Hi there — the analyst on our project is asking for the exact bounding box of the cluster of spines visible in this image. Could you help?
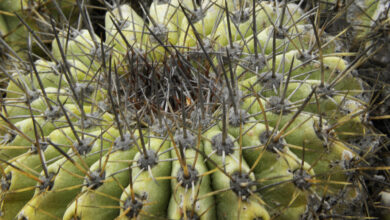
[0,0,388,220]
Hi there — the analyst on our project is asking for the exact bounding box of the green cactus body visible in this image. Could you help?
[243,24,340,55]
[213,2,304,46]
[346,0,382,44]
[17,127,120,220]
[0,117,56,160]
[0,1,48,58]
[0,14,8,37]
[168,129,216,220]
[0,0,81,57]
[226,120,314,208]
[4,60,62,99]
[118,136,171,219]
[241,96,356,180]
[202,125,270,220]
[235,52,360,89]
[271,51,362,91]
[51,30,103,71]
[104,6,149,75]
[0,125,100,220]
[3,59,97,101]
[177,0,224,48]
[146,0,185,61]
[0,3,31,58]
[105,4,145,51]
[0,87,69,127]
[239,76,366,137]
[62,131,141,220]
[0,103,113,171]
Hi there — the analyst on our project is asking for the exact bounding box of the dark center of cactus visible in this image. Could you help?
[126,48,148,71]
[74,137,93,155]
[123,194,145,218]
[106,87,133,113]
[44,106,62,121]
[177,165,199,188]
[85,170,105,190]
[174,128,197,150]
[228,107,249,127]
[292,169,312,190]
[150,24,169,44]
[211,133,234,156]
[180,210,200,220]
[1,173,11,191]
[38,172,55,192]
[30,139,49,154]
[230,172,256,201]
[267,96,291,114]
[137,150,158,169]
[114,133,134,151]
[259,131,285,153]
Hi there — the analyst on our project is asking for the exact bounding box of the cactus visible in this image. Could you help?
[0,0,389,220]
[0,0,82,57]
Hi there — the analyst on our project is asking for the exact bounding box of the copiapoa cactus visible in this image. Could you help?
[0,0,389,219]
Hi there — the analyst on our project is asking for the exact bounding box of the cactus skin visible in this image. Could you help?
[168,140,216,220]
[202,125,270,220]
[62,130,141,220]
[0,0,387,220]
[118,137,171,220]
[0,0,80,58]
[17,127,120,220]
